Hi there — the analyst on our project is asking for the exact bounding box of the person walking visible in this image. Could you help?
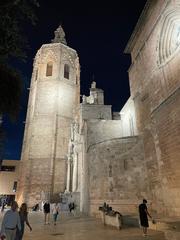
[43,201,50,225]
[68,202,75,216]
[139,199,152,237]
[15,203,32,240]
[1,201,5,213]
[52,203,60,225]
[0,201,21,240]
[0,196,6,213]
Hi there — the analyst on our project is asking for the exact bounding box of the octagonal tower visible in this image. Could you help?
[17,26,80,206]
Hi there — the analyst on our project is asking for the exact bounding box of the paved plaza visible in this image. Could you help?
[0,211,166,240]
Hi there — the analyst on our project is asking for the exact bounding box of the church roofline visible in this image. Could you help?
[124,0,151,54]
[41,42,78,54]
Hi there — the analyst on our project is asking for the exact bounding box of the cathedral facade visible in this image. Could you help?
[124,0,180,217]
[17,0,180,218]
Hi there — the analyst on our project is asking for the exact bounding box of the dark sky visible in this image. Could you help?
[3,0,147,160]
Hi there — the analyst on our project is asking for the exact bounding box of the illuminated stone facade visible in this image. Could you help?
[17,0,180,218]
[17,26,80,206]
[125,0,180,217]
[67,85,139,215]
[68,0,180,217]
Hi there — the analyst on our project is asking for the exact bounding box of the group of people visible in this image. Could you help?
[43,199,154,237]
[0,198,152,239]
[44,199,152,237]
[43,200,75,225]
[0,201,32,240]
[43,202,60,225]
[0,200,62,240]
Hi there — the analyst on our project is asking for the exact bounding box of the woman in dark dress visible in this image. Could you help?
[15,203,32,240]
[139,199,152,237]
[43,202,50,224]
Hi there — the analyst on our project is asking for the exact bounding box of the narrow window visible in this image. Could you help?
[35,69,38,81]
[124,159,128,170]
[13,181,18,192]
[46,62,53,76]
[108,164,112,177]
[64,64,69,79]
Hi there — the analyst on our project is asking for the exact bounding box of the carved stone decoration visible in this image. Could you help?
[82,95,87,104]
[41,49,58,63]
[159,8,180,65]
[62,53,75,68]
[51,25,67,45]
[91,81,96,89]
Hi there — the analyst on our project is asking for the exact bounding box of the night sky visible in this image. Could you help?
[2,0,147,160]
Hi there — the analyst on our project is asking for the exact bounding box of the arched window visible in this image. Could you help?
[64,64,69,79]
[46,62,53,76]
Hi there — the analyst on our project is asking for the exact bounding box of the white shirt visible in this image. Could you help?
[52,204,60,215]
[1,209,21,235]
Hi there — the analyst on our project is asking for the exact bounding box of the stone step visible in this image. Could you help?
[122,215,180,240]
[164,230,180,240]
[122,215,139,227]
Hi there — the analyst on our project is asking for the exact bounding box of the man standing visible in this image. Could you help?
[0,201,21,240]
[139,199,152,237]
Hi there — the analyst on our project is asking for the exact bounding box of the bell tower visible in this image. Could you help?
[17,26,80,205]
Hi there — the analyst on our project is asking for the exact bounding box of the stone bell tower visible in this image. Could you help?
[17,26,80,206]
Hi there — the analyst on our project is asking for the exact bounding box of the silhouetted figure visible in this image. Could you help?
[32,203,39,211]
[1,202,5,213]
[1,196,6,212]
[43,202,50,224]
[68,202,75,214]
[139,199,152,237]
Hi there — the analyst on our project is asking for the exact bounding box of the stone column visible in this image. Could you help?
[66,156,71,192]
[72,153,78,192]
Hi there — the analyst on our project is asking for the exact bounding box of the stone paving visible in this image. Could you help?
[0,211,166,240]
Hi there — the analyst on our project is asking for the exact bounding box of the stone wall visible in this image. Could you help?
[80,104,112,120]
[125,0,180,216]
[78,117,147,216]
[86,120,123,148]
[120,97,137,136]
[77,88,141,215]
[151,89,180,216]
[87,137,147,217]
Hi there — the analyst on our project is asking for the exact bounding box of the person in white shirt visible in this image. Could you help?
[0,201,21,240]
[52,203,60,225]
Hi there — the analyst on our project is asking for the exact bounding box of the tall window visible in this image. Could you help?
[46,62,53,76]
[35,69,38,81]
[76,75,78,84]
[13,181,18,192]
[64,64,69,79]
